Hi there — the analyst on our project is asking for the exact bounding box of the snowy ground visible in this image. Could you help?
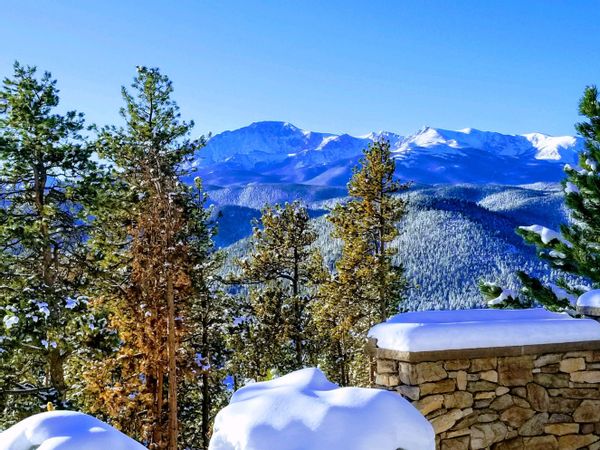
[0,410,147,450]
[209,367,434,450]
[369,308,600,352]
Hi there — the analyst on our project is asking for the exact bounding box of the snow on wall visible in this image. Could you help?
[578,289,600,308]
[369,308,600,352]
[0,410,146,450]
[209,367,435,450]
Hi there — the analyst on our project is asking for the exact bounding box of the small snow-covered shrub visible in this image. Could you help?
[0,410,146,450]
[209,367,434,450]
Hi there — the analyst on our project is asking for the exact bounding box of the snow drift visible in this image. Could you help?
[208,367,435,450]
[0,410,146,450]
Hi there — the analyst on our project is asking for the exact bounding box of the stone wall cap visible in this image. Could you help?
[368,308,600,354]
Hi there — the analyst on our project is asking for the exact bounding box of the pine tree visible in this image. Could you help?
[178,178,233,450]
[83,67,204,449]
[227,201,325,381]
[314,140,409,386]
[481,86,600,311]
[0,62,107,424]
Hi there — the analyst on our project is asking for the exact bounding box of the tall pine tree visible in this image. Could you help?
[0,62,105,424]
[83,67,206,449]
[228,201,325,381]
[314,140,409,386]
[481,86,600,311]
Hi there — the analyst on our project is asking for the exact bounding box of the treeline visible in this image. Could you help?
[0,63,409,449]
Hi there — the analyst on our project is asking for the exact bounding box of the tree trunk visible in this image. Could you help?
[292,247,303,368]
[48,349,66,403]
[201,371,210,450]
[166,272,178,450]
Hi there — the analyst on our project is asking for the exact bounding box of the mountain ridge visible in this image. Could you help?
[193,121,583,187]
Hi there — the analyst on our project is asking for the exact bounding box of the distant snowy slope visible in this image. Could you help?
[193,122,583,186]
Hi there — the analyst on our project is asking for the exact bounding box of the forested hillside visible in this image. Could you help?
[218,183,568,310]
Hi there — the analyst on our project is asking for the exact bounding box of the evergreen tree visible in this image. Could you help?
[481,86,600,311]
[228,201,325,381]
[178,178,232,450]
[83,67,205,449]
[0,62,106,424]
[314,140,409,386]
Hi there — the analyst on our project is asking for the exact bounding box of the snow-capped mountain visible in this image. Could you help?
[192,121,583,186]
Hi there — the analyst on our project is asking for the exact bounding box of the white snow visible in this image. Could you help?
[0,410,146,450]
[3,315,19,329]
[209,367,434,450]
[578,289,600,308]
[549,284,577,305]
[487,288,517,306]
[565,181,580,194]
[368,308,600,352]
[518,224,573,248]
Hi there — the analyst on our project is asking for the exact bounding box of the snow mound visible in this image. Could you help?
[208,367,434,450]
[369,308,600,352]
[0,410,146,450]
[578,289,600,308]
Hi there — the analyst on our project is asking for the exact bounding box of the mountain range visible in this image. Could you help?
[192,121,583,187]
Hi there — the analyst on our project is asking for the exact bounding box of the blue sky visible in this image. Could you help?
[2,1,599,138]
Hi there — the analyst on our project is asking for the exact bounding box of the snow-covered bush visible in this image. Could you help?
[209,367,435,450]
[0,410,146,450]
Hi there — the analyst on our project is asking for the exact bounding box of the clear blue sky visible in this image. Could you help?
[2,0,599,138]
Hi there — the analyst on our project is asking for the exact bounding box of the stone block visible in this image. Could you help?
[444,359,470,371]
[477,412,499,423]
[548,387,600,399]
[533,373,569,388]
[420,378,456,396]
[415,361,447,383]
[510,387,526,398]
[496,386,510,396]
[548,397,580,414]
[374,374,389,385]
[415,394,444,415]
[544,422,580,436]
[480,370,498,383]
[468,380,497,392]
[396,384,420,401]
[431,408,464,434]
[494,437,524,450]
[557,433,599,449]
[397,362,418,385]
[518,412,549,436]
[581,423,595,434]
[522,435,559,450]
[440,436,469,450]
[489,394,514,411]
[456,370,467,391]
[573,399,600,422]
[470,421,507,449]
[534,353,562,367]
[443,391,473,409]
[526,383,549,412]
[570,370,600,383]
[500,406,535,428]
[548,413,573,423]
[559,357,586,373]
[474,391,495,400]
[471,357,497,372]
[498,356,534,386]
[376,359,396,374]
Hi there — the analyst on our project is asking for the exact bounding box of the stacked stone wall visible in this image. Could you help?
[373,344,600,449]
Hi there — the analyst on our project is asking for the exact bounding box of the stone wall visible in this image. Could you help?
[371,341,600,449]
